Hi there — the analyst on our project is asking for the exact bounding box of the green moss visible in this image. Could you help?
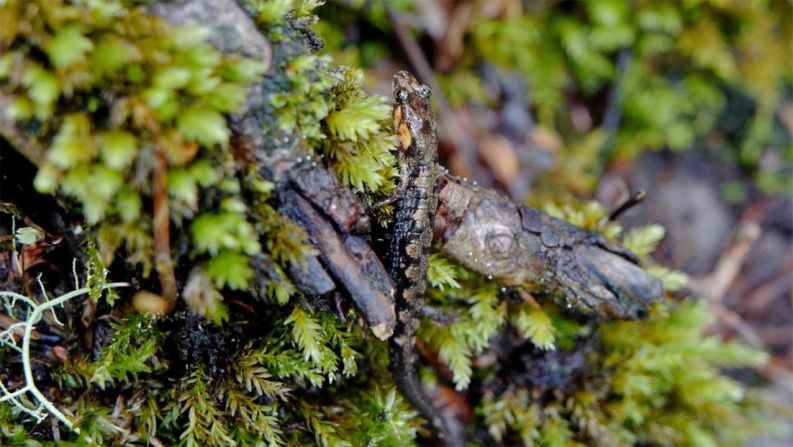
[476,302,768,447]
[0,0,272,301]
[322,68,396,194]
[90,315,162,389]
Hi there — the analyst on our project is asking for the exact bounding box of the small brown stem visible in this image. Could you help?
[711,303,765,350]
[0,92,46,168]
[519,290,543,309]
[689,221,770,361]
[609,189,646,221]
[152,147,177,310]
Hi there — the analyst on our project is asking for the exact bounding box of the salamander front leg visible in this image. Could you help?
[374,161,411,208]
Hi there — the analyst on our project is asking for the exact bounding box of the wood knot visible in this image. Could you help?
[486,232,514,259]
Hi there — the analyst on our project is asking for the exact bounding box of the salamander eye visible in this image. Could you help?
[395,88,409,104]
[417,84,431,99]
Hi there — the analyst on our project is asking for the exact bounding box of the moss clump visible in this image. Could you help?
[478,302,767,447]
[0,0,271,311]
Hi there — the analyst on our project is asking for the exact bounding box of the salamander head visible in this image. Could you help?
[392,71,434,151]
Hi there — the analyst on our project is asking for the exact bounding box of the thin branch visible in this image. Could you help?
[686,222,780,379]
[278,188,396,339]
[434,175,662,319]
[711,303,765,350]
[609,189,646,221]
[688,221,761,303]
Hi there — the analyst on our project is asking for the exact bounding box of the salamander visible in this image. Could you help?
[382,71,453,445]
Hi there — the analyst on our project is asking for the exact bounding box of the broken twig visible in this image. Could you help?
[434,175,663,319]
[278,188,395,339]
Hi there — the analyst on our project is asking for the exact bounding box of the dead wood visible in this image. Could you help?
[434,175,663,319]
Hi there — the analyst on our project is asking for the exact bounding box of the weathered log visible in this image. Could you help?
[434,175,663,319]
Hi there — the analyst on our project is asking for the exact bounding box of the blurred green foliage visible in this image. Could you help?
[319,0,793,194]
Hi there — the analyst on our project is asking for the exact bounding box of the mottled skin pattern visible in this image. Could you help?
[384,72,451,444]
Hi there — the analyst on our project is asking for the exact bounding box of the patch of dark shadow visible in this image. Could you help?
[160,310,245,377]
